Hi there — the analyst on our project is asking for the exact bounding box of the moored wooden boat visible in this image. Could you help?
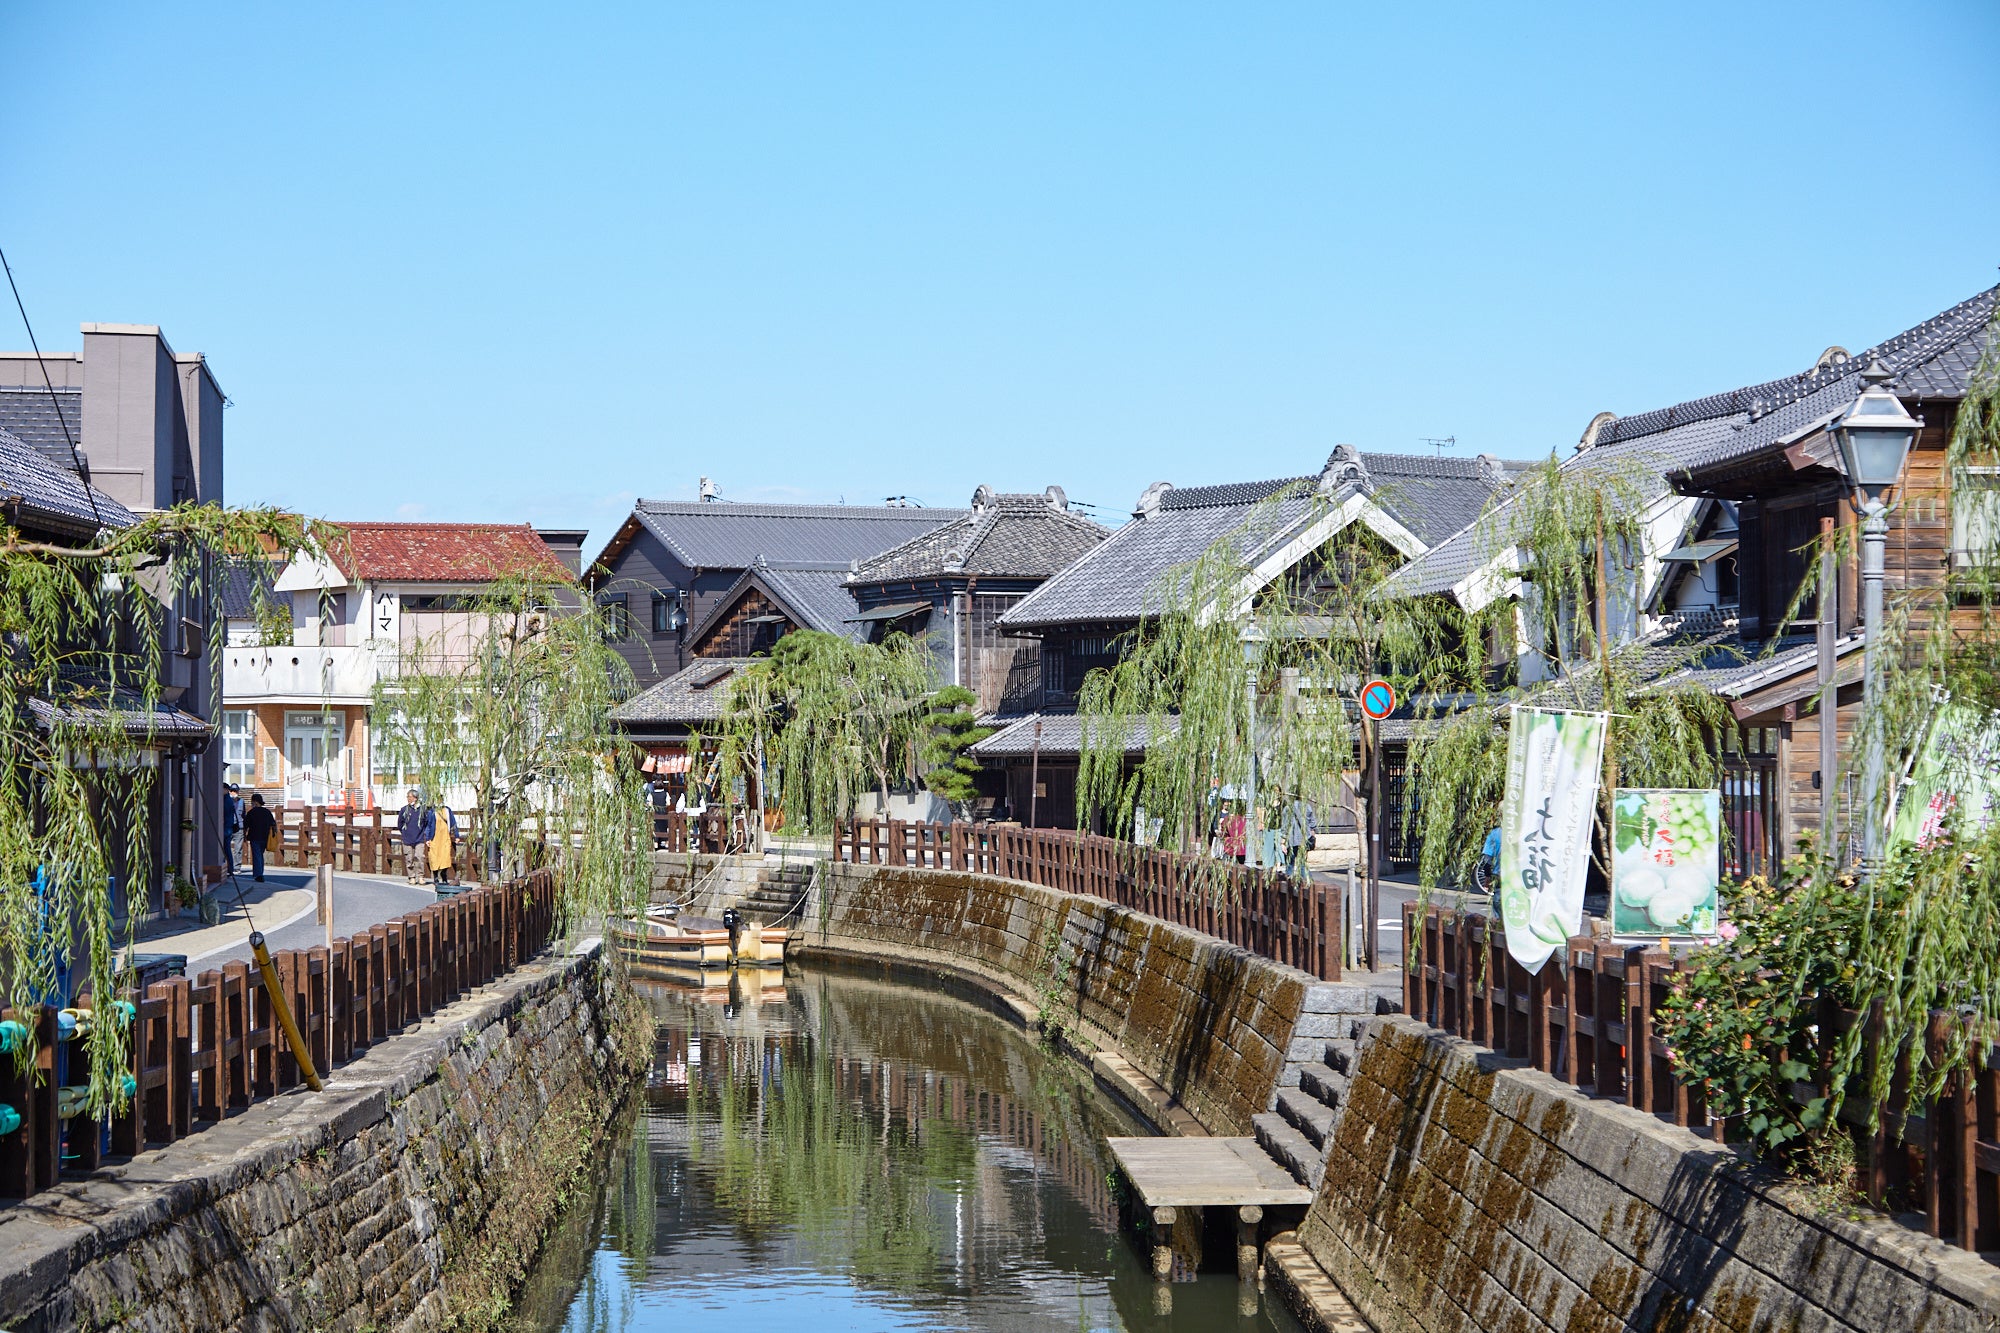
[612,917,731,970]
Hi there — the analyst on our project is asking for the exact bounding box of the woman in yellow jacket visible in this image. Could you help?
[428,803,458,888]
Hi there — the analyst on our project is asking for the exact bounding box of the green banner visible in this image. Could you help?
[1886,702,2000,853]
[1611,789,1720,939]
[1499,707,1607,974]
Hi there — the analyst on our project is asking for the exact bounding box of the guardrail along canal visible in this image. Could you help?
[512,969,1306,1331]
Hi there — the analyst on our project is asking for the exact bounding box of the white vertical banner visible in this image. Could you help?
[1498,706,1607,974]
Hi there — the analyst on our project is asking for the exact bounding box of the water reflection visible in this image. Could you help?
[518,968,1302,1332]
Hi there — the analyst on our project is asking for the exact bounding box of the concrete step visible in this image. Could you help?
[1275,1087,1337,1150]
[1253,1112,1323,1188]
[1296,1061,1346,1113]
[1321,1037,1357,1073]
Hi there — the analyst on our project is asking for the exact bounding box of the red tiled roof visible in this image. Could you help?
[329,522,572,584]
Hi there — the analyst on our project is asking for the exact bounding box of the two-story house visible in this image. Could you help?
[978,448,1531,827]
[588,496,968,691]
[222,521,575,810]
[1,322,228,915]
[1382,283,1999,877]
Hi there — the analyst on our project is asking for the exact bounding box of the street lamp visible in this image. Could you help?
[1241,626,1267,868]
[1828,358,1922,866]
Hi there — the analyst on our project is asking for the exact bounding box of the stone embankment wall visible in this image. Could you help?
[1291,1015,2000,1333]
[797,860,1377,1136]
[0,940,648,1333]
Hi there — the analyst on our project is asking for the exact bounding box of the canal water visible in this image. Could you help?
[510,967,1306,1332]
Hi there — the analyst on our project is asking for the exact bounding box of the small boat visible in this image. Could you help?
[612,916,731,971]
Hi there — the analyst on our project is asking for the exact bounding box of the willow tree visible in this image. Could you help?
[1074,485,1474,889]
[1402,456,1736,889]
[706,630,935,836]
[1658,319,2000,1161]
[2,503,320,1110]
[370,576,650,931]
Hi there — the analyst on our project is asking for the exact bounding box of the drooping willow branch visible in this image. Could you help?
[1,503,327,1113]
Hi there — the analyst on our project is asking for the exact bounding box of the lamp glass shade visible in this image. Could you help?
[1837,426,1914,491]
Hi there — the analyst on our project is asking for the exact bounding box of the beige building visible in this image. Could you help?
[221,521,579,810]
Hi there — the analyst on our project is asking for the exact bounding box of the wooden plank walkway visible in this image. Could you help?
[1107,1136,1312,1208]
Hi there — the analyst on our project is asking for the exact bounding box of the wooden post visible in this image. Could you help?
[1235,1204,1263,1283]
[1818,516,1839,852]
[1151,1206,1176,1281]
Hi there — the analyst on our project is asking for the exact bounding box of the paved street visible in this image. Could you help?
[183,870,444,972]
[1313,869,1489,969]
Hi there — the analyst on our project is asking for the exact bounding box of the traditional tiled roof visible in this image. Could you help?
[849,487,1107,585]
[0,385,85,470]
[686,561,867,646]
[29,685,212,742]
[328,522,572,584]
[218,558,281,618]
[631,500,967,573]
[998,449,1527,630]
[1387,285,2000,602]
[969,712,1173,758]
[0,425,134,533]
[610,657,756,726]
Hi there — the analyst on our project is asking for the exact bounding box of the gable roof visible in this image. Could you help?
[997,448,1528,631]
[325,522,573,585]
[849,487,1108,585]
[0,425,135,535]
[1383,283,2000,604]
[609,657,757,727]
[0,385,85,470]
[686,561,866,649]
[619,499,969,574]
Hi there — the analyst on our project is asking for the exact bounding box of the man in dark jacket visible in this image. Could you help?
[222,783,244,873]
[242,794,278,883]
[397,789,432,884]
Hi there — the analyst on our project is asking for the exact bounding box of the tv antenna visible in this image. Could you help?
[1420,436,1457,455]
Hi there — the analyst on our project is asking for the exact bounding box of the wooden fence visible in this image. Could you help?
[651,808,750,855]
[834,820,1341,981]
[1402,901,2000,1257]
[0,869,561,1205]
[259,807,489,882]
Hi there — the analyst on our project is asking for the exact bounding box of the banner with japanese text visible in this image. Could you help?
[1611,789,1720,939]
[1887,702,2000,854]
[1498,707,1606,974]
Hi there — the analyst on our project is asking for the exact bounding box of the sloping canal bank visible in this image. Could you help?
[0,938,649,1333]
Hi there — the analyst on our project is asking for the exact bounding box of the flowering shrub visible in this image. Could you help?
[1654,862,1873,1158]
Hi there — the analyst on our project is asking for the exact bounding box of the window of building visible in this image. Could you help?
[599,594,631,641]
[1954,468,2000,567]
[652,593,684,636]
[223,711,256,783]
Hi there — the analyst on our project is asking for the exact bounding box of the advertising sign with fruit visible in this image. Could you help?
[1498,707,1606,973]
[1611,788,1720,939]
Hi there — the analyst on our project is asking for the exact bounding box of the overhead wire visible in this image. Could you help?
[0,245,104,530]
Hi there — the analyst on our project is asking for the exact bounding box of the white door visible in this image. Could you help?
[283,712,342,805]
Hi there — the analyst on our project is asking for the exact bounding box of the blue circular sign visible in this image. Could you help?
[1360,679,1397,721]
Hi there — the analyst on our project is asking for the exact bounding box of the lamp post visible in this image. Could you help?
[1241,626,1267,868]
[1828,358,1922,868]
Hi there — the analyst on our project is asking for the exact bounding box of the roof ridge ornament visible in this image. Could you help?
[1133,480,1173,519]
[1577,411,1619,452]
[1316,444,1370,494]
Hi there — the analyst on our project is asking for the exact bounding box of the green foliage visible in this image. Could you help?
[1654,868,1860,1155]
[1,503,321,1112]
[920,685,990,812]
[370,574,651,934]
[1075,489,1470,889]
[708,630,934,834]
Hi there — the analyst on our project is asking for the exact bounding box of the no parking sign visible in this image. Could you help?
[1360,679,1397,721]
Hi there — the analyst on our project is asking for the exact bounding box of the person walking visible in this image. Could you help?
[242,794,277,884]
[429,802,458,889]
[222,783,244,874]
[397,789,432,885]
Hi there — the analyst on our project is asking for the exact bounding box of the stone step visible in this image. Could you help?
[1296,1061,1346,1112]
[1321,1037,1358,1073]
[1253,1112,1323,1188]
[1275,1087,1337,1150]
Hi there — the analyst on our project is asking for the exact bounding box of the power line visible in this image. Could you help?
[0,246,103,530]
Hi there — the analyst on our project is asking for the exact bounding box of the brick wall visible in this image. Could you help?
[0,941,648,1333]
[1298,1016,2000,1333]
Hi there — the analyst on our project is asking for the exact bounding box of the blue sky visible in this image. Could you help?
[4,4,1997,549]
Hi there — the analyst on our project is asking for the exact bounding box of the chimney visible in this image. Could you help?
[532,527,589,578]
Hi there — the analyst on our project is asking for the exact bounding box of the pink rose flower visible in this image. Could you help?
[1717,921,1739,941]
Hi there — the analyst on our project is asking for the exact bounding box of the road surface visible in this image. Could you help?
[189,870,444,971]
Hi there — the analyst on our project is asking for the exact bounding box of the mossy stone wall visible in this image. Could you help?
[1299,1016,2000,1333]
[0,941,648,1333]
